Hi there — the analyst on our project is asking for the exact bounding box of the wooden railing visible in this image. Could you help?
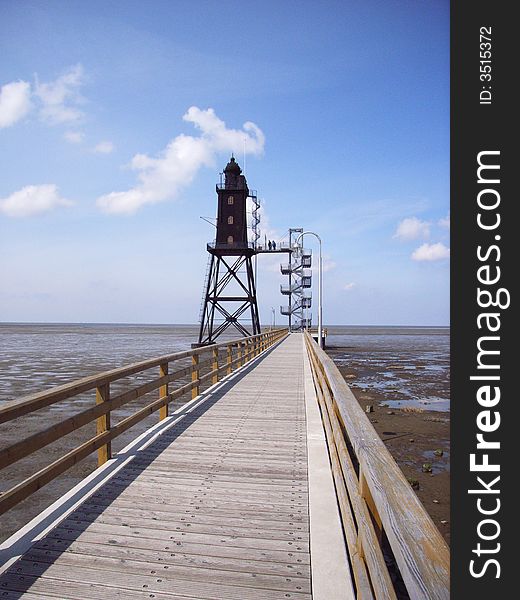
[0,329,287,517]
[304,331,450,600]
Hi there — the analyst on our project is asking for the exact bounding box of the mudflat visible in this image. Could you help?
[327,345,450,545]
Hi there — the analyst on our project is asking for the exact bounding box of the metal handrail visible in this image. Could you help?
[207,241,256,250]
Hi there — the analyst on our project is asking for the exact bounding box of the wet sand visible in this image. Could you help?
[327,346,450,546]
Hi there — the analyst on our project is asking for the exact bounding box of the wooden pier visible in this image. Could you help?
[0,331,449,599]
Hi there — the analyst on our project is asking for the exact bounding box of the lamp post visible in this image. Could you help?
[271,307,276,330]
[295,231,323,348]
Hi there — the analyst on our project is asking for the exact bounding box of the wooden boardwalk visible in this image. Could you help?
[0,335,349,599]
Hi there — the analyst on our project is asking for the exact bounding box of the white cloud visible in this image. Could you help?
[394,217,430,241]
[0,80,32,128]
[97,107,265,215]
[343,282,356,291]
[35,64,85,124]
[63,130,84,144]
[0,184,73,218]
[94,140,115,154]
[438,213,450,229]
[411,242,450,262]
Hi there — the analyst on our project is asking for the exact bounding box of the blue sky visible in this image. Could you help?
[0,0,449,325]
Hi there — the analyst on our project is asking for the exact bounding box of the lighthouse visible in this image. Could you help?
[196,157,261,344]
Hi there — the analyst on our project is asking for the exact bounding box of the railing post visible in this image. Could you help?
[237,342,242,368]
[96,383,111,466]
[192,354,199,399]
[159,362,169,420]
[212,347,219,384]
[227,344,232,375]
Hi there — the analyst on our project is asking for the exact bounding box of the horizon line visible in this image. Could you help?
[0,321,450,328]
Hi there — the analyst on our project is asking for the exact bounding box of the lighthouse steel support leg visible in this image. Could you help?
[197,253,261,345]
[198,254,215,344]
[245,255,261,335]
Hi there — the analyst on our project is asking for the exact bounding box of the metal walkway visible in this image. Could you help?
[0,335,350,599]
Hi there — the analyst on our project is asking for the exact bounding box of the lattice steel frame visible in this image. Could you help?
[198,253,261,344]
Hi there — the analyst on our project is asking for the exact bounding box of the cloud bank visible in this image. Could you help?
[0,184,73,217]
[96,107,265,215]
[0,81,32,128]
[411,242,450,262]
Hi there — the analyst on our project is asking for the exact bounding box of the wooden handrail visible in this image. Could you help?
[0,329,288,516]
[304,331,450,600]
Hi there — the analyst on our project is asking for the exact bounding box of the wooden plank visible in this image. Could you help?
[0,573,194,600]
[82,497,308,524]
[124,452,306,472]
[110,468,308,489]
[108,476,308,497]
[53,520,310,553]
[65,512,307,543]
[43,529,311,565]
[12,560,311,600]
[110,473,308,494]
[32,538,311,578]
[102,481,307,506]
[67,504,309,532]
[23,548,311,594]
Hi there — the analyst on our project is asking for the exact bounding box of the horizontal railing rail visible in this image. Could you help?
[304,331,449,600]
[0,329,288,516]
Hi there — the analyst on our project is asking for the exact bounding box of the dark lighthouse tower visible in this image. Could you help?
[197,156,261,344]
